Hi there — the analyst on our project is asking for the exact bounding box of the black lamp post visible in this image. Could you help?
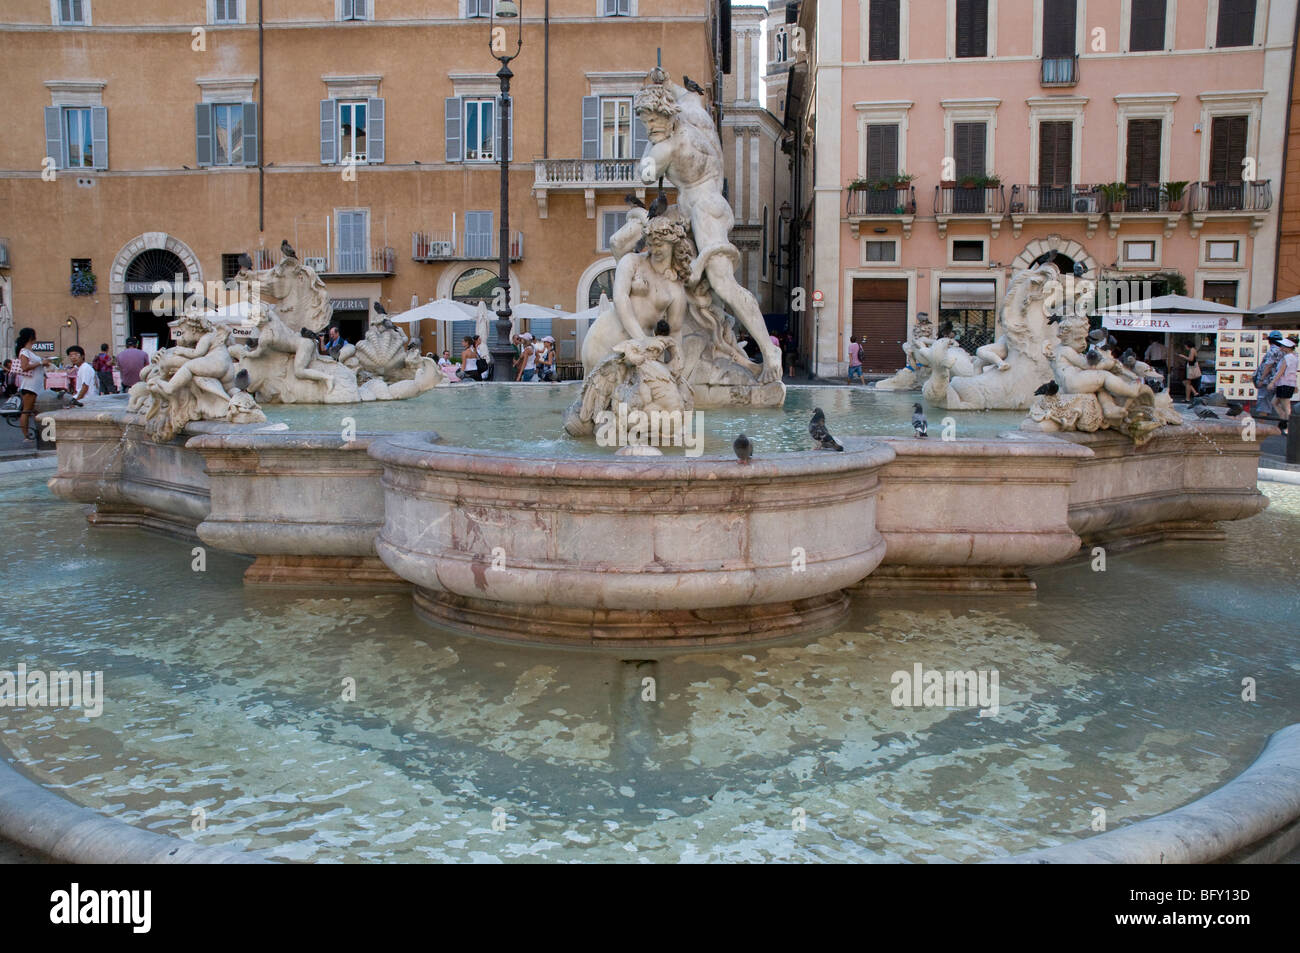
[486,0,522,379]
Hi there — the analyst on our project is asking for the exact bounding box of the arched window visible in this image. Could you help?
[587,268,616,308]
[125,249,189,285]
[452,266,501,303]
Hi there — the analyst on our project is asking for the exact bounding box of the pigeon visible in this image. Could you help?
[625,194,647,209]
[1226,402,1245,418]
[683,75,705,96]
[1034,380,1059,396]
[378,318,397,333]
[1195,408,1218,419]
[374,301,388,316]
[733,433,752,465]
[654,319,671,337]
[232,369,250,392]
[406,339,421,351]
[237,252,254,272]
[912,403,928,438]
[1147,378,1165,394]
[809,407,843,451]
[1073,260,1086,279]
[300,327,318,341]
[1188,395,1204,408]
[280,239,297,260]
[648,191,669,218]
[1085,347,1102,366]
[1046,313,1064,325]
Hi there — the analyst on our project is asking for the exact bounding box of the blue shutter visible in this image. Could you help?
[445,97,462,161]
[44,106,64,169]
[195,103,213,166]
[366,97,384,163]
[466,211,492,258]
[632,110,648,158]
[582,96,599,159]
[91,106,108,170]
[494,97,513,162]
[320,99,336,164]
[617,0,631,15]
[242,102,259,166]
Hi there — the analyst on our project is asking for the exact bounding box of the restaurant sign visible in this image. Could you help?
[1102,314,1242,333]
[329,298,369,312]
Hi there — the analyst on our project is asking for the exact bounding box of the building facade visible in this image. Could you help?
[789,0,1296,377]
[0,0,722,360]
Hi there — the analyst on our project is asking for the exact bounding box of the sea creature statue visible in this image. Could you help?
[347,320,417,382]
[137,309,266,443]
[564,331,693,440]
[1022,314,1182,445]
[229,302,359,404]
[571,66,781,407]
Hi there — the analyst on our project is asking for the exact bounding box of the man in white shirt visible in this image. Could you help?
[65,345,100,402]
[1143,338,1167,380]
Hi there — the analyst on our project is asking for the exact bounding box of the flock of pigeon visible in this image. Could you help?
[732,403,930,465]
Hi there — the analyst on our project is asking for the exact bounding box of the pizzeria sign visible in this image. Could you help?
[1102,314,1242,332]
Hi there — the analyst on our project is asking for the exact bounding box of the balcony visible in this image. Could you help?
[1040,54,1079,87]
[846,185,917,238]
[412,230,523,263]
[933,183,1006,237]
[289,247,396,278]
[1008,184,1102,238]
[1100,183,1182,239]
[532,158,648,218]
[0,237,9,269]
[1188,180,1272,237]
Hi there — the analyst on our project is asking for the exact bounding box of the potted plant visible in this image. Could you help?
[70,269,97,297]
[1098,182,1127,213]
[891,172,915,189]
[1162,180,1189,211]
[981,173,1001,188]
[848,177,872,191]
[959,174,979,189]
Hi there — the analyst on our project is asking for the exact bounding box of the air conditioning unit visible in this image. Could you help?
[303,257,329,272]
[1073,196,1098,214]
[429,241,454,257]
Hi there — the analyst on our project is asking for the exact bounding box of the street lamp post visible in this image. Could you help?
[486,0,523,379]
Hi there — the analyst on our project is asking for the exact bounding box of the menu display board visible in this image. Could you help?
[1216,330,1299,400]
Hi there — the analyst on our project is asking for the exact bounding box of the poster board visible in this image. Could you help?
[1216,330,1299,400]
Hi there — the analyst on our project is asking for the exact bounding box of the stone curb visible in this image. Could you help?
[1005,723,1300,864]
[0,751,267,864]
[1259,467,1300,486]
[0,455,57,476]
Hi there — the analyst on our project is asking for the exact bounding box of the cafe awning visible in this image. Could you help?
[938,279,997,310]
[1097,294,1245,332]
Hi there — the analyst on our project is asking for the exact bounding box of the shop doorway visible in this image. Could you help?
[851,278,909,373]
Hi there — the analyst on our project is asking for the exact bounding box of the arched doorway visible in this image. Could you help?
[109,233,202,352]
[125,249,188,350]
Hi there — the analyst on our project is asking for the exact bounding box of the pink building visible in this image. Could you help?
[785,0,1297,377]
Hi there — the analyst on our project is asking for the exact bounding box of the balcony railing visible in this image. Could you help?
[412,230,524,262]
[934,184,1006,216]
[533,158,639,188]
[1100,184,1167,213]
[1189,180,1272,213]
[290,247,396,276]
[846,186,917,217]
[1009,184,1100,215]
[1041,54,1079,86]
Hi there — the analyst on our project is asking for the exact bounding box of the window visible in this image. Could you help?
[601,97,633,159]
[465,211,493,258]
[602,0,632,16]
[321,97,384,165]
[64,107,94,168]
[338,101,368,162]
[1038,120,1072,187]
[197,103,258,167]
[1215,0,1256,48]
[465,0,492,16]
[57,0,87,24]
[762,206,769,279]
[869,0,901,61]
[211,0,241,23]
[453,267,501,303]
[773,29,790,63]
[1129,0,1166,51]
[1125,118,1161,183]
[952,120,987,212]
[71,258,92,277]
[865,124,899,181]
[952,239,985,262]
[1209,115,1248,182]
[599,210,628,251]
[340,0,370,21]
[864,240,897,263]
[1041,0,1076,57]
[222,254,245,281]
[465,98,495,161]
[955,0,988,58]
[939,278,997,350]
[1202,280,1238,306]
[1123,240,1157,263]
[335,210,369,272]
[1206,240,1240,263]
[588,268,616,308]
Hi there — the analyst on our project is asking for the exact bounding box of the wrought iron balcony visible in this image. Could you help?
[1188,180,1272,237]
[412,230,524,262]
[934,184,1007,237]
[1041,54,1079,87]
[1008,185,1102,237]
[287,247,396,277]
[1098,183,1183,239]
[845,185,917,238]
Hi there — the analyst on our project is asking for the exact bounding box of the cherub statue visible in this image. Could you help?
[238,302,336,392]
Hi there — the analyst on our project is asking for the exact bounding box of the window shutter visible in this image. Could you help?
[869,0,900,61]
[1209,115,1248,182]
[603,0,617,15]
[1216,0,1256,48]
[366,97,384,163]
[582,96,599,160]
[618,0,632,14]
[90,106,108,170]
[445,97,462,161]
[321,99,337,164]
[865,124,898,181]
[195,103,214,166]
[353,0,368,19]
[493,96,511,162]
[953,121,985,177]
[1125,118,1161,183]
[1038,121,1071,185]
[956,0,987,57]
[1130,0,1166,51]
[1042,0,1076,57]
[45,106,65,169]
[632,111,648,158]
[242,102,259,166]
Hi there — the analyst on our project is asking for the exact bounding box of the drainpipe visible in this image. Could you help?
[1273,7,1300,299]
[543,0,550,158]
[258,0,264,234]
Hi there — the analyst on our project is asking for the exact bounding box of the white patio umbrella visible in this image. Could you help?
[390,298,478,325]
[1250,294,1300,320]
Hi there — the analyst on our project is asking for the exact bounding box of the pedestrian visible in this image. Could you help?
[438,349,460,381]
[783,332,797,378]
[1253,330,1285,417]
[515,332,537,382]
[322,325,347,358]
[116,336,149,390]
[92,342,116,394]
[65,345,99,402]
[461,336,485,381]
[1270,336,1298,433]
[15,327,51,441]
[1143,337,1167,378]
[847,334,863,383]
[1177,341,1201,402]
[538,335,558,382]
